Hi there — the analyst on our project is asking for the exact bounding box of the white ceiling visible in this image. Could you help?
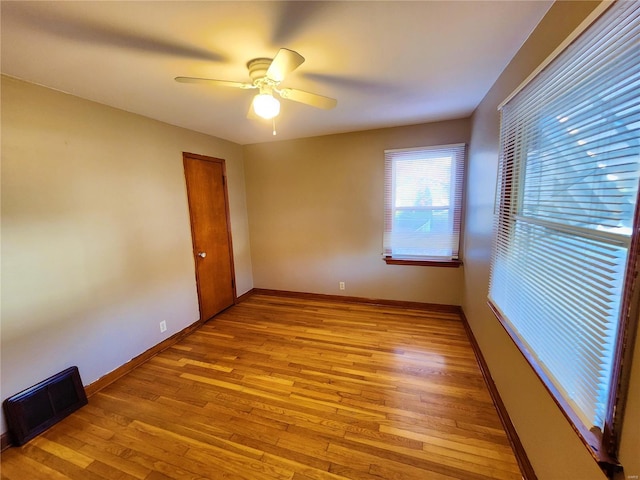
[1,1,553,145]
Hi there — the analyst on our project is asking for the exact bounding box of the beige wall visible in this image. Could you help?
[0,76,253,434]
[3,3,639,475]
[463,1,640,479]
[244,120,469,306]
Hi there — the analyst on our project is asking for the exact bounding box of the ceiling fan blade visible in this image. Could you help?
[278,88,337,110]
[175,77,254,89]
[266,48,305,83]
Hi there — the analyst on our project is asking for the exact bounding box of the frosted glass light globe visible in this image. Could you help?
[253,94,280,119]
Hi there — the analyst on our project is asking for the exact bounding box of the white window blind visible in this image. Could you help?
[383,144,465,261]
[489,0,640,460]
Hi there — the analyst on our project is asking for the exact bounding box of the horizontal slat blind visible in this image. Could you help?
[383,144,465,260]
[489,0,640,440]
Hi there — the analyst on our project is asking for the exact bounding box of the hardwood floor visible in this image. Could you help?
[1,294,523,480]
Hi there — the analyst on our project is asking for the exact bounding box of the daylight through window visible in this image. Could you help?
[383,144,465,263]
[488,0,640,469]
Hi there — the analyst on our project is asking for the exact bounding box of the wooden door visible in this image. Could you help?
[183,152,236,320]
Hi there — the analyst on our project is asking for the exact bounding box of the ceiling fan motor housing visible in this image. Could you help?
[247,58,273,84]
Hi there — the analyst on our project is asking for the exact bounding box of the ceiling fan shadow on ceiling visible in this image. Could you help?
[5,2,225,63]
[175,48,337,124]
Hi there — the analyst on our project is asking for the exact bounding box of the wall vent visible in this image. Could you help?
[3,366,88,446]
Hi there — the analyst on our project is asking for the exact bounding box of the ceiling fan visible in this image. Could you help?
[175,48,337,121]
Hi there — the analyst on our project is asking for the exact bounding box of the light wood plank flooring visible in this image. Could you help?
[1,294,523,480]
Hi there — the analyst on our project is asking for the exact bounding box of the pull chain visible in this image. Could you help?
[272,118,277,136]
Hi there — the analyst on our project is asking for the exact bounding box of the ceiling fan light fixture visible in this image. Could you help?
[177,48,337,127]
[253,93,280,119]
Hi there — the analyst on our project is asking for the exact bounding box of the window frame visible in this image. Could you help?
[488,1,640,474]
[383,143,465,267]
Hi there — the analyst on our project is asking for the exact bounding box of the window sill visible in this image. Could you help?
[383,257,462,268]
[486,300,623,477]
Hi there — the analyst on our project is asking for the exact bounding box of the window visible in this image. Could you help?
[489,1,639,473]
[383,144,465,265]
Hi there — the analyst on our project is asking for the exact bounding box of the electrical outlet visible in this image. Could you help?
[159,321,167,333]
[339,281,345,290]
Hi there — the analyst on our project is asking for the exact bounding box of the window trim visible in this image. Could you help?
[487,301,625,471]
[498,1,613,110]
[383,143,465,265]
[488,1,639,474]
[383,257,462,267]
[489,148,636,472]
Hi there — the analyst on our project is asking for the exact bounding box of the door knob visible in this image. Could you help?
[197,252,207,258]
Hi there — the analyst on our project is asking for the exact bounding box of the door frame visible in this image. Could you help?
[183,152,237,319]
